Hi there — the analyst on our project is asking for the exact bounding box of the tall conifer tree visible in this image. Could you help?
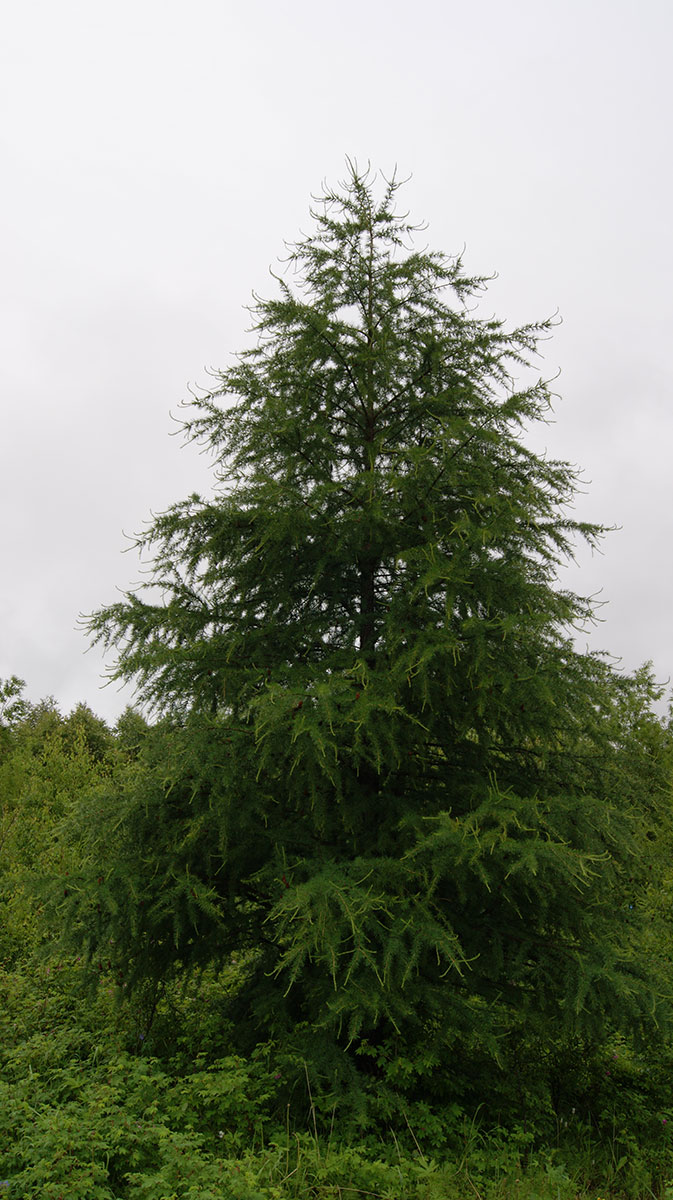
[74,165,670,1078]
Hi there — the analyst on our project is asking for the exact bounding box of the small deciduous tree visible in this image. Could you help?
[64,165,671,1094]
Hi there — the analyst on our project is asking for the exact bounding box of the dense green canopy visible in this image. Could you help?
[65,165,672,1083]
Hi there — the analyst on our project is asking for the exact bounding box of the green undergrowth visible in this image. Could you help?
[1,959,672,1199]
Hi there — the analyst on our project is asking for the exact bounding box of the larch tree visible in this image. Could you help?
[59,165,671,1096]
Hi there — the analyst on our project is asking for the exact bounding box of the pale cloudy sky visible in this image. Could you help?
[2,0,671,722]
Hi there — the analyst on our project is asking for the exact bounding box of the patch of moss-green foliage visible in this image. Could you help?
[2,735,673,1199]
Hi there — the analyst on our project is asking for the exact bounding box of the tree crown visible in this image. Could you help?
[88,163,601,725]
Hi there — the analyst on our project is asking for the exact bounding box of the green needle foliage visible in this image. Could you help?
[63,165,671,1106]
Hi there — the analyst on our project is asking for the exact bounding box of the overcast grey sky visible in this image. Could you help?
[2,0,671,722]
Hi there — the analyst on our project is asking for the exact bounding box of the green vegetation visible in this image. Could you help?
[2,166,673,1196]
